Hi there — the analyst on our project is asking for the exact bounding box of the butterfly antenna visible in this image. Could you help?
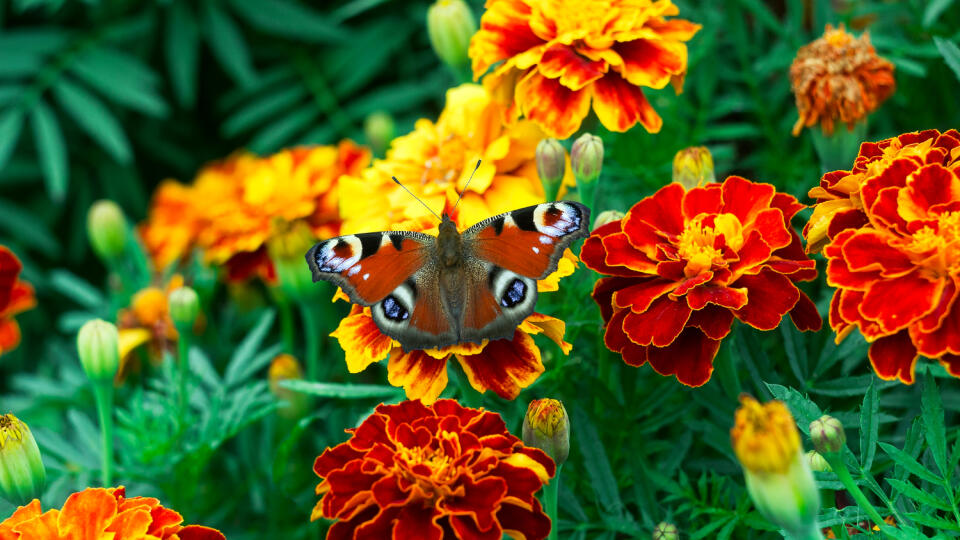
[392,176,443,221]
[452,159,482,214]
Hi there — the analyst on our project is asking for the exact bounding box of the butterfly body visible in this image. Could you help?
[306,201,590,351]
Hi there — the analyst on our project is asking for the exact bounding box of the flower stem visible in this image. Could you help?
[279,299,295,355]
[299,302,320,381]
[544,464,562,540]
[823,453,889,533]
[176,323,192,418]
[93,381,114,487]
[810,121,865,173]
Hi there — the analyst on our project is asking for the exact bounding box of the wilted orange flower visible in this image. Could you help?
[807,129,960,383]
[0,247,36,357]
[141,141,370,282]
[312,399,554,540]
[790,24,895,136]
[0,486,224,539]
[581,177,822,386]
[469,0,699,138]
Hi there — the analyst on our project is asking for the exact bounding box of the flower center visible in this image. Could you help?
[730,397,800,475]
[422,134,466,187]
[394,431,462,500]
[676,214,742,277]
[906,211,960,276]
[0,414,25,449]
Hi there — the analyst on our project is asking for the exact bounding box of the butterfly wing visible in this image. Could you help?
[305,231,458,351]
[457,201,590,342]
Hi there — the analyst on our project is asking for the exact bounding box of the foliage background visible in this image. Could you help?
[0,0,959,538]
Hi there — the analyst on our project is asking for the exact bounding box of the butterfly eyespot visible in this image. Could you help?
[381,295,410,321]
[500,278,527,308]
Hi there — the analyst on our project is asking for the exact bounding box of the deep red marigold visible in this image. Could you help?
[0,486,224,540]
[582,176,822,386]
[312,399,555,540]
[806,129,960,383]
[0,246,36,358]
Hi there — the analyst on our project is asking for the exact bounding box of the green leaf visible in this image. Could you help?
[878,442,943,484]
[201,2,257,87]
[923,0,955,27]
[227,0,347,42]
[224,342,282,388]
[227,309,276,371]
[765,383,823,435]
[905,512,960,531]
[165,1,200,108]
[52,78,131,162]
[859,378,879,470]
[0,198,59,255]
[921,372,948,476]
[0,108,25,170]
[48,270,106,309]
[279,380,402,400]
[223,86,307,136]
[0,28,69,55]
[30,100,68,202]
[0,53,42,78]
[247,107,320,153]
[572,406,624,517]
[934,37,960,83]
[887,478,952,511]
[188,347,223,389]
[70,47,168,117]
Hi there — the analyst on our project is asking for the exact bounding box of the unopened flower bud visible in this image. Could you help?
[805,450,831,472]
[652,522,679,540]
[571,133,604,185]
[269,220,318,299]
[522,398,569,465]
[168,286,200,328]
[672,146,715,189]
[364,111,395,156]
[536,138,566,201]
[269,354,308,418]
[810,415,846,455]
[427,0,476,69]
[0,413,45,505]
[731,395,820,537]
[77,319,120,382]
[87,200,128,261]
[592,210,625,231]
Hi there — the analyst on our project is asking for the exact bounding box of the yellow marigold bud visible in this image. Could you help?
[522,398,569,465]
[168,286,200,327]
[427,0,476,69]
[268,220,318,299]
[731,395,820,537]
[672,146,715,190]
[87,200,128,261]
[809,415,846,455]
[592,210,625,231]
[536,138,566,201]
[77,319,120,381]
[652,522,679,540]
[571,133,604,185]
[268,354,308,419]
[0,413,45,505]
[364,111,395,156]
[805,450,832,473]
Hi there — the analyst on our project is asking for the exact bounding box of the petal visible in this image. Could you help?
[624,183,686,237]
[330,306,394,373]
[939,354,960,378]
[387,349,450,405]
[900,163,960,219]
[0,319,20,355]
[601,232,658,273]
[860,271,944,334]
[687,305,735,340]
[56,488,119,539]
[789,293,823,332]
[497,499,551,540]
[177,526,227,540]
[516,71,591,139]
[104,507,152,538]
[622,295,692,347]
[10,509,61,538]
[868,332,918,384]
[720,176,776,225]
[613,38,687,89]
[469,0,541,76]
[645,327,721,386]
[841,230,914,276]
[686,285,748,311]
[518,313,572,354]
[592,71,662,133]
[733,270,800,330]
[456,331,544,400]
[537,44,607,90]
[441,475,507,533]
[911,285,960,357]
[591,277,635,322]
[393,501,444,540]
[612,279,677,311]
[682,184,723,219]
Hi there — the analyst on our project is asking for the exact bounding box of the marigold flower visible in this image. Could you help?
[0,414,45,505]
[0,486,224,539]
[0,247,35,358]
[804,129,960,383]
[141,141,371,283]
[731,396,820,538]
[312,399,555,540]
[581,176,822,386]
[790,24,895,136]
[469,0,700,138]
[522,398,569,465]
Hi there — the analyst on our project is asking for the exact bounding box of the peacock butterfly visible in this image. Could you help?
[305,163,590,351]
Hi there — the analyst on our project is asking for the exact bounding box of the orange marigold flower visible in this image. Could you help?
[312,399,555,540]
[0,247,36,357]
[790,24,895,136]
[469,0,700,138]
[581,177,822,386]
[0,486,224,540]
[141,141,371,283]
[806,129,960,383]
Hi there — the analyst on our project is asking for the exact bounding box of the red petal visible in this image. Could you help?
[449,515,503,540]
[733,270,800,330]
[903,163,960,214]
[326,506,377,540]
[750,208,792,250]
[623,183,686,237]
[860,271,944,334]
[687,305,735,340]
[612,279,677,311]
[602,231,657,273]
[592,71,662,133]
[591,277,635,322]
[603,308,631,353]
[686,285,747,311]
[387,349,450,404]
[497,498,551,540]
[682,183,723,218]
[826,208,870,240]
[371,476,410,508]
[613,38,686,89]
[940,354,960,378]
[622,296,692,347]
[645,327,720,386]
[581,232,643,277]
[441,475,507,534]
[911,287,960,357]
[516,71,591,139]
[719,176,775,224]
[789,293,823,332]
[177,526,227,540]
[860,158,916,212]
[868,332,918,384]
[728,230,773,275]
[456,331,543,400]
[391,504,443,540]
[842,230,914,276]
[538,44,606,90]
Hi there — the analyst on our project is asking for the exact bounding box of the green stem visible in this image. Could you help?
[279,300,296,355]
[544,464,562,540]
[823,453,889,533]
[93,382,114,487]
[810,121,866,174]
[299,302,320,381]
[176,323,192,419]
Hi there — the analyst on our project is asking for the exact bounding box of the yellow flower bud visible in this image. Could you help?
[731,395,820,537]
[269,354,308,419]
[168,286,200,327]
[536,138,566,201]
[364,111,396,156]
[592,210,625,231]
[672,146,715,189]
[87,200,128,261]
[571,133,604,185]
[652,522,679,540]
[77,319,120,382]
[522,398,569,465]
[267,220,318,299]
[427,0,477,69]
[0,414,45,505]
[810,415,846,455]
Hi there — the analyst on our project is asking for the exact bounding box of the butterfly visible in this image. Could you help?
[305,180,590,351]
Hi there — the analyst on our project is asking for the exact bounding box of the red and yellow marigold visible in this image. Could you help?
[469,0,700,138]
[0,486,224,540]
[0,247,36,358]
[312,399,555,540]
[805,129,960,383]
[141,141,370,283]
[581,177,822,386]
[790,24,895,136]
